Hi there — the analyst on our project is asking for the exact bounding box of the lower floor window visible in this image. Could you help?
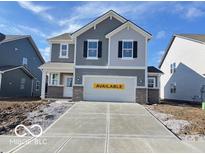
[170,83,176,93]
[50,73,59,86]
[20,78,26,90]
[148,77,155,88]
[36,81,40,91]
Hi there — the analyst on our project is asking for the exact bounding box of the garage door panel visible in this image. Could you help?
[83,76,136,102]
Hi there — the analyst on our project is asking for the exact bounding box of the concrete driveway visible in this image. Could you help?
[3,102,204,153]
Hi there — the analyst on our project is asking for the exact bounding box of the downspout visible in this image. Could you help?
[31,79,34,97]
[0,73,2,91]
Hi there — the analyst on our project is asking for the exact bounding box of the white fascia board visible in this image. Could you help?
[83,74,137,79]
[2,66,23,73]
[43,69,73,73]
[106,22,152,39]
[2,66,34,78]
[48,40,74,44]
[148,72,162,76]
[75,65,146,69]
[71,11,126,38]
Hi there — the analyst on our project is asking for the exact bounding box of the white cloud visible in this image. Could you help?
[156,31,166,39]
[173,3,205,20]
[156,50,165,63]
[0,23,24,34]
[18,1,53,21]
[0,19,46,40]
[185,7,204,19]
[56,2,163,35]
[17,25,46,38]
[39,46,50,62]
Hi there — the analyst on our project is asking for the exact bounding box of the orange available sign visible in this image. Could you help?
[93,83,125,90]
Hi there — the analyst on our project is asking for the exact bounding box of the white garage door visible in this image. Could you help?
[83,75,136,102]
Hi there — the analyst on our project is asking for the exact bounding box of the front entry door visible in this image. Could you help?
[63,76,73,97]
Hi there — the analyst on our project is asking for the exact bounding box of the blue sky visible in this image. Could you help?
[1,1,205,67]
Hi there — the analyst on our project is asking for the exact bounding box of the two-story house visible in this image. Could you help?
[0,33,45,98]
[159,34,205,102]
[39,10,162,103]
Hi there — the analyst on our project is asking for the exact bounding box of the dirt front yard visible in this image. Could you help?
[145,101,205,141]
[0,98,72,136]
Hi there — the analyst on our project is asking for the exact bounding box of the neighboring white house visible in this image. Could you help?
[159,34,205,102]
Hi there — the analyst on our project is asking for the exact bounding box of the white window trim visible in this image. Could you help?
[0,73,2,90]
[20,78,26,90]
[122,40,133,59]
[36,81,40,91]
[87,39,98,60]
[49,73,60,86]
[59,43,69,58]
[23,57,28,65]
[148,77,156,88]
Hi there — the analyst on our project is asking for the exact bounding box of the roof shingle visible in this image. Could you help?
[176,34,205,43]
[48,33,72,41]
[148,66,163,74]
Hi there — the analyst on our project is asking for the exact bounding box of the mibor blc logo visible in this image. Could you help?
[15,124,43,137]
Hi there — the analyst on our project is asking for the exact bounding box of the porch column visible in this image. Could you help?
[0,73,2,90]
[41,71,46,99]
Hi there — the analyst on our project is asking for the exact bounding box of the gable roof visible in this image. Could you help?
[48,33,73,43]
[159,34,205,68]
[176,34,205,43]
[49,10,152,42]
[0,35,29,43]
[0,65,34,78]
[105,20,152,39]
[71,10,127,38]
[148,66,163,74]
[0,35,45,64]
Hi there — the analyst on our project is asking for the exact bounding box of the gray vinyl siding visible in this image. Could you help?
[51,44,74,63]
[75,68,145,87]
[0,38,43,96]
[109,28,146,66]
[0,69,32,97]
[60,73,73,85]
[76,17,123,66]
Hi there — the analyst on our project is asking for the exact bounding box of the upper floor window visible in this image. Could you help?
[148,77,156,88]
[170,62,176,74]
[22,57,28,65]
[60,44,69,58]
[122,41,133,59]
[87,40,98,59]
[49,73,59,86]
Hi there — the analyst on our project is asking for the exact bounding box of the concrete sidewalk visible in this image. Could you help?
[2,102,204,153]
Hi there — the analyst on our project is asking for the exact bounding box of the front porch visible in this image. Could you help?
[39,62,74,99]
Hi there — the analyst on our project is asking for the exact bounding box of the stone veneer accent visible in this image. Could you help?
[136,88,147,104]
[73,86,83,101]
[148,88,160,103]
[47,86,63,98]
